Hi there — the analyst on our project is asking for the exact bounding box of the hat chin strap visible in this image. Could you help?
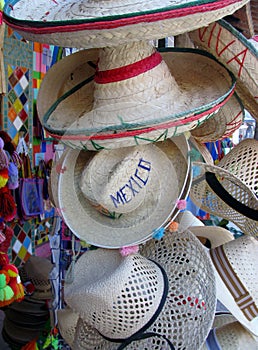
[205,172,258,221]
[100,260,175,350]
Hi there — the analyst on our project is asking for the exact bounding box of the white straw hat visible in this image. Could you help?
[212,312,237,329]
[189,226,234,249]
[189,19,258,121]
[3,0,249,48]
[190,139,258,237]
[36,41,236,150]
[56,136,190,248]
[201,321,258,350]
[209,235,258,336]
[62,229,216,350]
[191,92,244,143]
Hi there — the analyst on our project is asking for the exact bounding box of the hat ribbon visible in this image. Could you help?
[210,245,258,321]
[100,260,175,350]
[205,328,220,350]
[205,172,258,221]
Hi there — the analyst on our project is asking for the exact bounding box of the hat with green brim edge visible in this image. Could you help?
[36,41,236,151]
[3,0,249,48]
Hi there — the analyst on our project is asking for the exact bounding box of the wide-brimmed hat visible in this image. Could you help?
[3,0,249,48]
[209,235,258,336]
[62,229,216,349]
[36,42,236,150]
[201,321,258,349]
[190,139,258,237]
[212,312,237,329]
[190,226,234,248]
[56,136,190,248]
[189,19,258,121]
[191,92,244,143]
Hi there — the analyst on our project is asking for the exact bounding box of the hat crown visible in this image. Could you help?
[219,139,258,196]
[65,249,165,339]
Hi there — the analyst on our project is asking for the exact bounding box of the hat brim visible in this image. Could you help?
[57,136,190,248]
[3,0,249,48]
[189,19,258,121]
[191,92,244,142]
[36,48,235,150]
[189,226,234,248]
[190,161,258,237]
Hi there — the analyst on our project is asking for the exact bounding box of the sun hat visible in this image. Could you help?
[21,255,54,299]
[209,235,258,336]
[3,0,249,48]
[36,42,236,150]
[189,226,234,248]
[189,19,258,121]
[191,92,244,143]
[56,136,190,248]
[189,136,214,165]
[212,312,237,328]
[190,138,258,237]
[201,321,258,350]
[62,229,216,350]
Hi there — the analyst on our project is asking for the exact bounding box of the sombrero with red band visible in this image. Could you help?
[37,41,236,151]
[3,0,249,48]
[189,19,258,121]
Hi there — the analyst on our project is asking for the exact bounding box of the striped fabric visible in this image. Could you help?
[210,245,258,321]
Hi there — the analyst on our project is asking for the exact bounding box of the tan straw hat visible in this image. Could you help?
[191,92,244,143]
[201,321,258,350]
[36,41,236,150]
[189,19,258,121]
[56,136,190,248]
[62,229,216,349]
[209,235,258,336]
[190,139,258,237]
[3,0,249,48]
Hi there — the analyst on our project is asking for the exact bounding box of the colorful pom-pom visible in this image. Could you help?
[0,138,4,149]
[120,245,139,257]
[168,221,179,232]
[176,199,187,210]
[0,168,9,188]
[152,227,165,240]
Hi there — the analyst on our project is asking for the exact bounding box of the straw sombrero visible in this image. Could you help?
[56,136,190,248]
[36,42,236,150]
[209,235,258,336]
[201,321,258,349]
[191,92,244,143]
[190,139,258,237]
[62,229,216,349]
[3,0,249,48]
[189,19,258,121]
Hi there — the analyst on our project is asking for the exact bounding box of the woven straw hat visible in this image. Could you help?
[189,226,234,248]
[56,136,190,248]
[3,0,249,48]
[212,312,237,329]
[36,42,236,150]
[21,255,53,299]
[209,235,258,336]
[191,92,244,143]
[190,139,258,237]
[201,321,258,350]
[189,19,258,121]
[62,229,216,349]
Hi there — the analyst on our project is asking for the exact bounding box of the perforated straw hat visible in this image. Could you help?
[63,229,216,350]
[190,139,258,237]
[56,136,190,248]
[3,0,249,48]
[201,321,258,350]
[191,92,244,143]
[36,42,236,150]
[189,19,258,121]
[209,235,258,336]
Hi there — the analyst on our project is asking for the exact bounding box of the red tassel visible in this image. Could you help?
[0,225,14,253]
[0,186,17,222]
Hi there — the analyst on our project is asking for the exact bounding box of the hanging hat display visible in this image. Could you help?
[61,229,216,349]
[36,41,236,150]
[189,19,258,121]
[56,135,190,248]
[190,139,258,237]
[3,0,249,48]
[209,235,258,336]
